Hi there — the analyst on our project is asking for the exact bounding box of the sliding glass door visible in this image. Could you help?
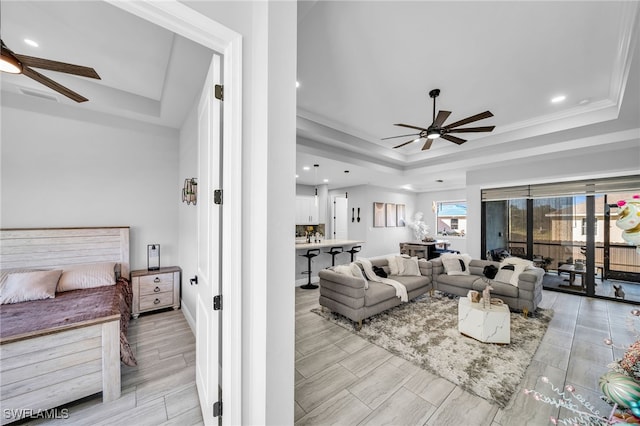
[481,176,640,303]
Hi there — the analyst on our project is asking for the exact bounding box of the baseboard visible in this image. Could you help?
[295,276,319,287]
[181,298,196,335]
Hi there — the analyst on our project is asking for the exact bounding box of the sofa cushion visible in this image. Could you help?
[391,275,430,293]
[397,256,421,276]
[364,281,397,306]
[437,273,480,289]
[472,279,519,298]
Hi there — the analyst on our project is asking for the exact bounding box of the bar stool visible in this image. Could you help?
[346,245,361,262]
[324,246,343,267]
[299,248,320,289]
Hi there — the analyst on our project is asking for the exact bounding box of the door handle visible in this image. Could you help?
[190,276,198,285]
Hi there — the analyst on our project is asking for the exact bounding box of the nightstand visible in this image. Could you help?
[131,266,181,318]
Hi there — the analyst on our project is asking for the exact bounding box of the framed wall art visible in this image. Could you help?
[396,204,406,227]
[373,202,385,227]
[386,203,396,227]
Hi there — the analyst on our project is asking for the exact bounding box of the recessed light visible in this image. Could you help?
[551,95,566,103]
[323,179,328,183]
[303,166,310,171]
[296,81,300,88]
[295,174,299,178]
[24,38,39,47]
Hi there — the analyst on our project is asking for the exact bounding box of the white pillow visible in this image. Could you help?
[441,254,472,276]
[398,256,421,276]
[387,256,400,275]
[333,265,353,276]
[503,256,534,269]
[57,262,116,292]
[495,259,529,286]
[0,270,62,304]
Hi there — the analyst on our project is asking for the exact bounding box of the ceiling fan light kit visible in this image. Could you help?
[1,39,101,102]
[0,49,22,73]
[382,88,495,151]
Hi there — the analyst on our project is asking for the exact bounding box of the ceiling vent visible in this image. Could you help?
[18,86,59,102]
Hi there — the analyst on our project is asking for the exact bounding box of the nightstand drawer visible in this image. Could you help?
[138,273,173,288]
[140,291,174,311]
[139,280,174,296]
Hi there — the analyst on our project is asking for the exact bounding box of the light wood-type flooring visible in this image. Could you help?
[20,309,203,426]
[17,288,638,425]
[295,287,639,425]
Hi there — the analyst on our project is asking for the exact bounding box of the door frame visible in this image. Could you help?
[106,2,243,424]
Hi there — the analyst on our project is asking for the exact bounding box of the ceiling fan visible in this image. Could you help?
[0,39,100,103]
[382,89,495,151]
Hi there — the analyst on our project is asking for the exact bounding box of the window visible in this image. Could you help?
[436,201,467,236]
[581,218,597,236]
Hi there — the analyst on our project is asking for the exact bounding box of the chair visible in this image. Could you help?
[324,246,343,267]
[346,245,361,262]
[299,249,320,289]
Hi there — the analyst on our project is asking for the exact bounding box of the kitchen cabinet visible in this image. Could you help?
[296,195,319,224]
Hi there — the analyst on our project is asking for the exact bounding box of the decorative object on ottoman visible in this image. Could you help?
[467,290,480,303]
[481,283,493,309]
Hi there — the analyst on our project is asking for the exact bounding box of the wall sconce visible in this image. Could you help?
[182,178,197,205]
[147,244,160,271]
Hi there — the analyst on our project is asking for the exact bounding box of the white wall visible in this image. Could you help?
[178,103,199,329]
[330,185,416,258]
[416,189,468,254]
[0,106,180,271]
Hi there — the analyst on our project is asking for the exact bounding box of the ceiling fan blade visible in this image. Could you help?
[433,110,451,127]
[441,134,467,145]
[14,54,101,79]
[445,111,493,129]
[421,139,434,151]
[393,138,420,149]
[394,123,429,132]
[22,66,88,103]
[381,133,419,140]
[447,126,496,133]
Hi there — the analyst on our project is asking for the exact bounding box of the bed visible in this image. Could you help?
[0,227,133,425]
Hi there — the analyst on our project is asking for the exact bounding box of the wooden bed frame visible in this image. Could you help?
[0,227,130,425]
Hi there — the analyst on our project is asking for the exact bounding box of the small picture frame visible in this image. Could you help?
[373,202,385,227]
[386,203,396,227]
[396,204,406,227]
[147,244,160,271]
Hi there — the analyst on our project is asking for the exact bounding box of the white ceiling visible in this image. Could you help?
[1,1,638,187]
[1,0,213,129]
[296,1,640,192]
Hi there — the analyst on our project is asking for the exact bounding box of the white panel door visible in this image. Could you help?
[196,53,221,425]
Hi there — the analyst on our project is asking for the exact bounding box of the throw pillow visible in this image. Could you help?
[495,259,529,286]
[0,269,62,304]
[372,265,388,278]
[386,256,400,276]
[57,262,117,292]
[440,253,472,276]
[398,256,421,276]
[333,265,353,276]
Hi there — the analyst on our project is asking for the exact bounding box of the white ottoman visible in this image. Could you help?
[458,297,510,344]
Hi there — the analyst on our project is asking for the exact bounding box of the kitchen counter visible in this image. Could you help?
[295,239,364,250]
[295,239,365,287]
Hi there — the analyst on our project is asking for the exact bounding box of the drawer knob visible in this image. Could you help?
[154,298,161,304]
[154,277,161,283]
[154,286,160,293]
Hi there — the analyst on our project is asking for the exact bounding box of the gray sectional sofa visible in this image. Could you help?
[317,256,544,329]
[317,257,433,329]
[430,258,544,314]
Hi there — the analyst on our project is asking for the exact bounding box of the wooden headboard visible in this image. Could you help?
[0,227,130,278]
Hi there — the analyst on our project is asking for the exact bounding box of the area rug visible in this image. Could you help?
[311,291,553,408]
